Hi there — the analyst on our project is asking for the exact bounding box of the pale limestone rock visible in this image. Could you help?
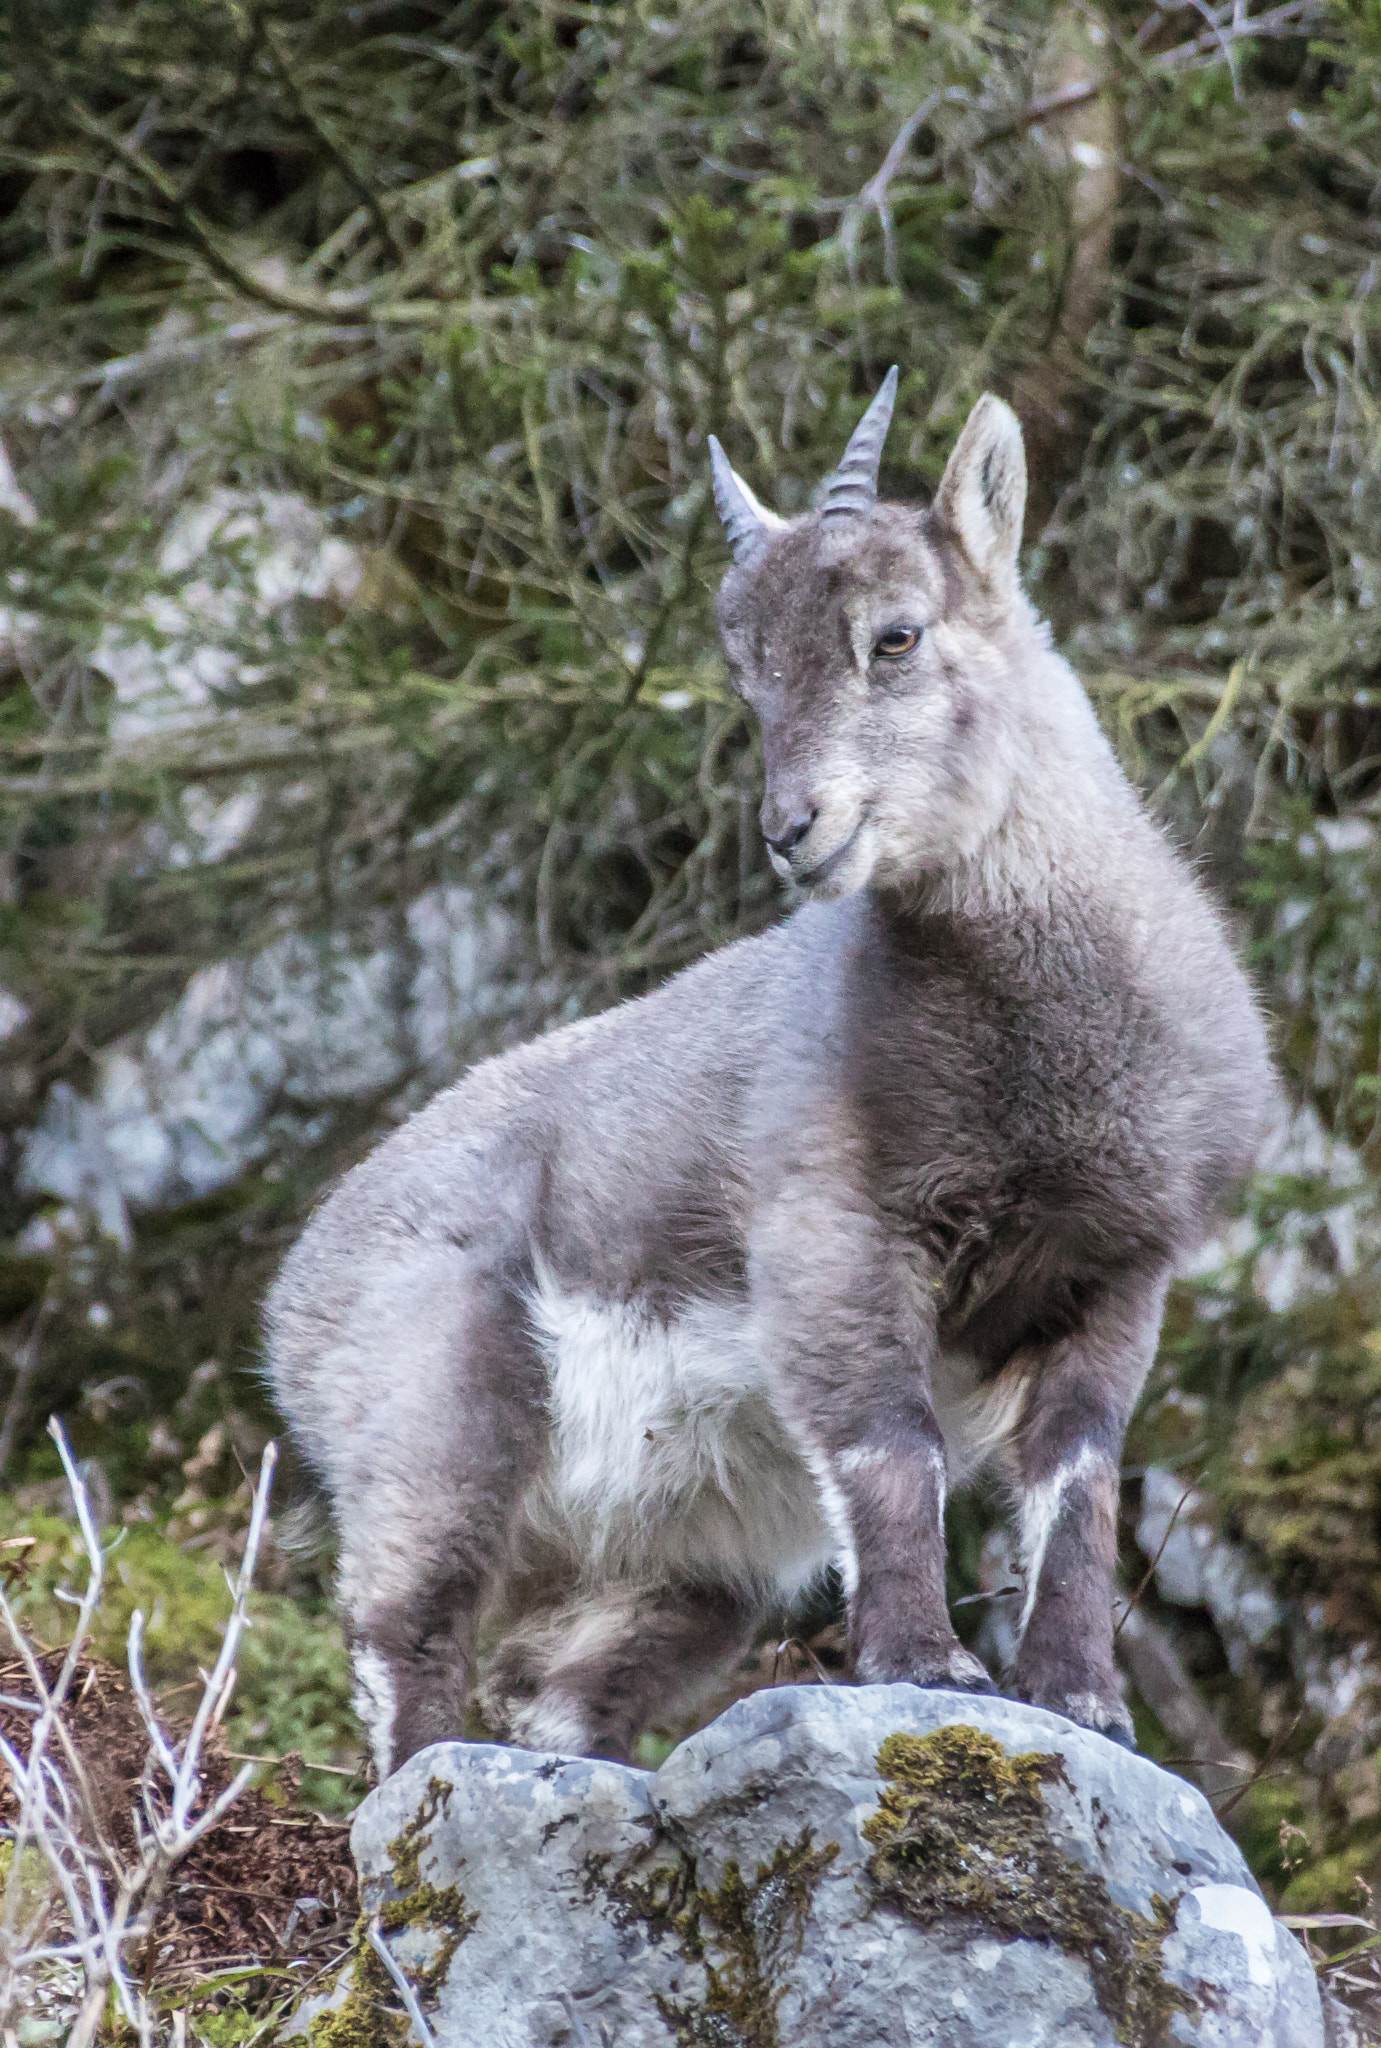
[345,1684,1323,2048]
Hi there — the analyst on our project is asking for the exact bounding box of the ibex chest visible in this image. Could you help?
[841,907,1183,1362]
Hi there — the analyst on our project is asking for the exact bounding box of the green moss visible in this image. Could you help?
[1220,1317,1381,1637]
[385,1778,451,1894]
[1233,1777,1320,1897]
[309,1777,476,2048]
[307,1940,407,2048]
[863,1728,1193,2048]
[1279,1830,1381,1915]
[587,1827,838,2047]
[377,1778,477,1994]
[175,1996,292,2048]
[0,1837,55,1926]
[2,1507,361,1813]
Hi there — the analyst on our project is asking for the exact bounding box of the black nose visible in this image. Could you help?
[764,808,817,859]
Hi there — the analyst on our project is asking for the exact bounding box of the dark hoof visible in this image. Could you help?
[916,1646,998,1695]
[858,1645,997,1695]
[922,1668,998,1698]
[1011,1681,1136,1748]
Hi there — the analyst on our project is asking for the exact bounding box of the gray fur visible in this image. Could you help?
[265,386,1276,1775]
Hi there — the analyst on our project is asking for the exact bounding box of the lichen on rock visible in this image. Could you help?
[863,1726,1193,2047]
[310,1777,477,2048]
[345,1686,1324,2044]
[589,1826,839,2048]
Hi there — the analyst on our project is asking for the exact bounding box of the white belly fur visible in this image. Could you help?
[523,1271,833,1591]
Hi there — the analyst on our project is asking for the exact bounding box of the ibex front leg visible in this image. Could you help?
[1012,1269,1170,1745]
[754,1192,990,1695]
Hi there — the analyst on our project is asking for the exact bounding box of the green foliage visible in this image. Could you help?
[3,1505,361,1811]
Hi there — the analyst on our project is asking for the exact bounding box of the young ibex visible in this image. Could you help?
[266,374,1275,1776]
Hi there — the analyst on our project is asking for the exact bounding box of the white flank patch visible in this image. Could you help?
[1018,1442,1107,1636]
[351,1645,397,1780]
[1184,1886,1277,1988]
[525,1266,831,1587]
[511,1691,592,1758]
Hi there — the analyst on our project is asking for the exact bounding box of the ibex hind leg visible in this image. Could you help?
[479,1579,759,1762]
[335,1264,549,1779]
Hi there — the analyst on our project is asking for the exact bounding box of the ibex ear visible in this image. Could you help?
[934,394,1026,587]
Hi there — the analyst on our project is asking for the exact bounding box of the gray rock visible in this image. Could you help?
[16,885,517,1238]
[347,1683,1322,2048]
[90,487,362,742]
[1137,1467,1283,1676]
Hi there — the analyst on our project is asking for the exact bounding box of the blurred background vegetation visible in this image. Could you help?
[2,0,1381,1984]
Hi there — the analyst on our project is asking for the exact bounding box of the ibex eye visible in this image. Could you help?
[873,625,921,659]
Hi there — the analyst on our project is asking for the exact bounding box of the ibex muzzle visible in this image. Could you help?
[266,374,1276,1778]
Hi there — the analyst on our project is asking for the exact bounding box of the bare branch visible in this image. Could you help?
[368,1918,438,2048]
[60,100,434,328]
[1115,1467,1204,1639]
[840,91,943,288]
[167,1440,276,1837]
[0,1293,56,1485]
[262,23,407,268]
[831,0,1329,283]
[0,1433,279,2038]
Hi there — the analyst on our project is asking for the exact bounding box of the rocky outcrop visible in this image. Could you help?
[16,886,517,1245]
[330,1684,1322,2048]
[7,484,528,1250]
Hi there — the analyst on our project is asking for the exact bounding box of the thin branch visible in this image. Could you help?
[770,1637,840,1687]
[262,23,407,268]
[368,1919,438,2048]
[831,0,1328,283]
[1115,1468,1204,1639]
[60,99,434,328]
[1213,1712,1302,1821]
[0,1292,56,1484]
[840,91,943,287]
[1180,0,1246,98]
[1156,0,1329,70]
[0,1430,278,2038]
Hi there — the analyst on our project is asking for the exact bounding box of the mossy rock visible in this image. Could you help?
[863,1727,1188,2047]
[342,1684,1323,2045]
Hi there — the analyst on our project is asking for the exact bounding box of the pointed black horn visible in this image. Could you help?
[818,366,899,524]
[708,437,786,564]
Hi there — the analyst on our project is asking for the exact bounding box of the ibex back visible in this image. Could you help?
[265,375,1275,1775]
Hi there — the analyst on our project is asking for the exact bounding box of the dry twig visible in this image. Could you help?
[0,1423,277,2044]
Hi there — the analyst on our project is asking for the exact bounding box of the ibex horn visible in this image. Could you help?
[818,366,899,524]
[708,436,787,564]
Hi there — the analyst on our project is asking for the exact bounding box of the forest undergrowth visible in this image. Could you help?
[3,0,1381,2034]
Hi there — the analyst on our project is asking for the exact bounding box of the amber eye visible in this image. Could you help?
[873,624,922,659]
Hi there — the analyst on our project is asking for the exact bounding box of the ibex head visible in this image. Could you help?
[711,376,1032,896]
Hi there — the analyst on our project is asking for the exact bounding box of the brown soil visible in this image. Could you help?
[0,1652,357,1985]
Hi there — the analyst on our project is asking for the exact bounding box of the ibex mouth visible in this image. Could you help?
[796,815,866,890]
